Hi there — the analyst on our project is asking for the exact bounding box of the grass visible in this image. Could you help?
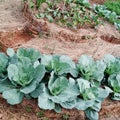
[104,0,120,15]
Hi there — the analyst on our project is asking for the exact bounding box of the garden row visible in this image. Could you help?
[27,0,120,30]
[0,48,120,120]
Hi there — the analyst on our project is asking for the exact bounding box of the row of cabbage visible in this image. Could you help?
[0,48,120,120]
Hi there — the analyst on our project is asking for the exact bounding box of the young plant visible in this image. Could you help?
[94,4,120,31]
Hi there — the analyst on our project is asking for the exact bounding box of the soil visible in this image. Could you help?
[0,0,120,120]
[0,0,33,52]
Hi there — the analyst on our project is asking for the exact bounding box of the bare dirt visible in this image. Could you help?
[0,0,33,51]
[0,0,120,120]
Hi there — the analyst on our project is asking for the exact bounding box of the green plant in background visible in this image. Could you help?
[34,0,100,29]
[25,0,120,30]
[104,0,120,15]
[94,4,120,31]
[36,0,46,8]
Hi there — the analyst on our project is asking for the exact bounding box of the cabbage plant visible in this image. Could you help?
[75,78,109,120]
[41,54,78,77]
[36,72,79,112]
[77,55,106,86]
[103,54,120,75]
[0,56,46,105]
[108,73,120,100]
[17,48,41,63]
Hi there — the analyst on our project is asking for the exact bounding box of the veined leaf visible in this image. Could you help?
[2,89,24,105]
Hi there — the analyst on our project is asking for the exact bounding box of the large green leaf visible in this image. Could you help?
[59,55,78,77]
[7,48,15,57]
[48,72,68,96]
[77,55,106,85]
[38,85,55,110]
[49,78,79,103]
[77,78,90,94]
[103,54,120,75]
[108,74,120,93]
[0,53,8,73]
[85,108,99,120]
[7,58,35,87]
[30,83,44,98]
[34,64,46,83]
[20,80,37,94]
[2,89,24,105]
[17,48,41,63]
[75,98,94,110]
[60,98,77,109]
[0,80,15,93]
[38,92,55,110]
[41,54,78,77]
[108,74,120,100]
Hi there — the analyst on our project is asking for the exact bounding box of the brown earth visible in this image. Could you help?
[0,0,120,120]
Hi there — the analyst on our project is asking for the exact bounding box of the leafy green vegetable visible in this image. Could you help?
[76,78,109,120]
[1,52,46,105]
[0,47,120,120]
[108,74,120,100]
[38,72,79,111]
[2,89,24,105]
[41,54,78,77]
[77,55,106,86]
[7,58,35,87]
[17,48,41,63]
[103,54,120,75]
[48,72,68,96]
[0,53,8,74]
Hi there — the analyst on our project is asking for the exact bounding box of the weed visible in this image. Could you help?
[25,105,33,113]
[62,114,70,120]
[36,110,45,117]
[41,117,49,120]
